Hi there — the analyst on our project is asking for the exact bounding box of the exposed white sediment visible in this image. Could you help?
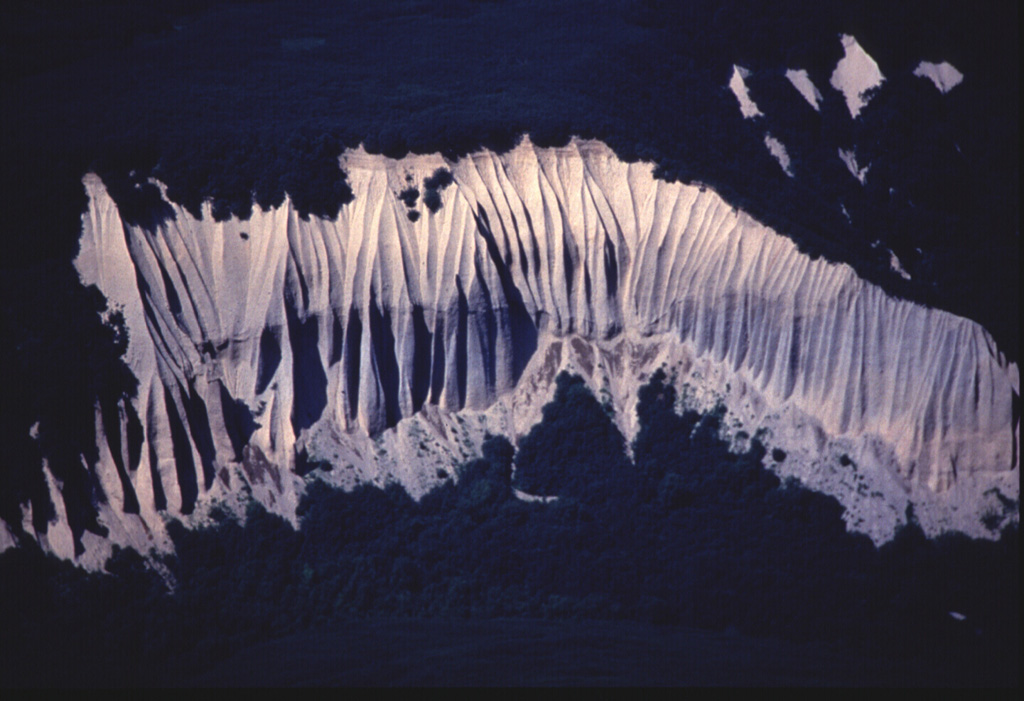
[914,60,964,94]
[729,65,763,119]
[889,250,911,281]
[11,137,1016,564]
[764,134,794,177]
[786,68,823,111]
[831,35,885,118]
[838,148,869,185]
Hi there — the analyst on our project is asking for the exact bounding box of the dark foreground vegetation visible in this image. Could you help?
[171,618,996,687]
[1,373,1017,686]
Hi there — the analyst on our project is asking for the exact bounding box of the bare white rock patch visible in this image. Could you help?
[729,65,763,119]
[830,35,885,118]
[838,148,869,185]
[785,68,823,111]
[764,133,794,177]
[889,250,911,280]
[914,60,964,93]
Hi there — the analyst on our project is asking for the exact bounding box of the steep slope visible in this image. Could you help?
[15,137,1016,565]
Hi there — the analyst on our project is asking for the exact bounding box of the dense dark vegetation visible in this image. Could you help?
[1,373,1017,686]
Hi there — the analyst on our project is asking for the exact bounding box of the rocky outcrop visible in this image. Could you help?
[15,137,1017,564]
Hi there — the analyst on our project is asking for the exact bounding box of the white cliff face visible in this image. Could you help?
[24,137,1018,564]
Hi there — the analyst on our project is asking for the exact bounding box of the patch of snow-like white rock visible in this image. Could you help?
[763,134,794,177]
[15,136,1017,566]
[838,148,870,185]
[785,68,823,111]
[513,489,558,504]
[913,61,963,94]
[889,250,911,281]
[728,65,763,119]
[0,520,17,555]
[831,35,885,118]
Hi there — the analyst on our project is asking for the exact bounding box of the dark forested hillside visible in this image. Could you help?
[1,373,1018,685]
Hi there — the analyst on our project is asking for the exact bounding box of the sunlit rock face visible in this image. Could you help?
[31,137,1018,564]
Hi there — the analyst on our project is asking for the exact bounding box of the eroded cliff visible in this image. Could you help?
[11,137,1016,565]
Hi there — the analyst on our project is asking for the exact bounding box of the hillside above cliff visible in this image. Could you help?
[2,1,1017,350]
